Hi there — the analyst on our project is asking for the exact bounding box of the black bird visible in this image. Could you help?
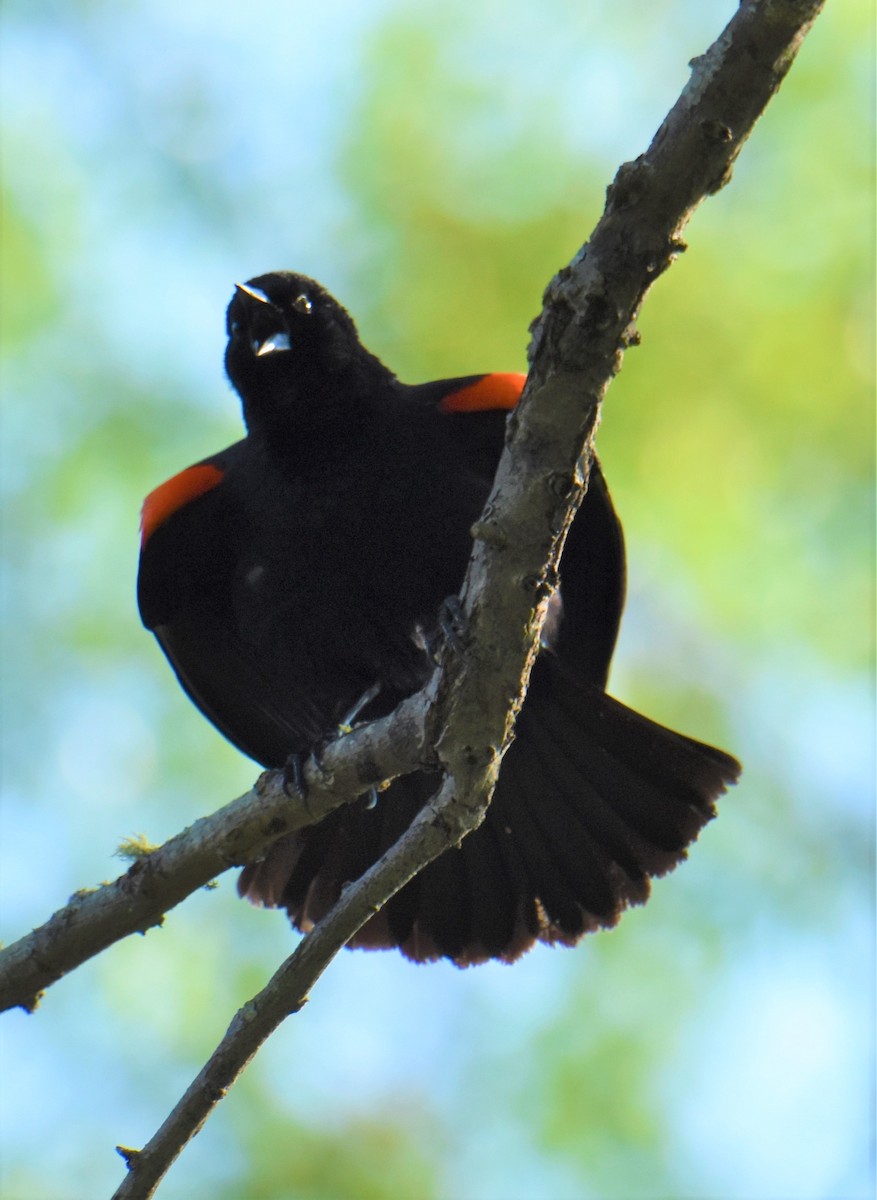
[138,271,740,965]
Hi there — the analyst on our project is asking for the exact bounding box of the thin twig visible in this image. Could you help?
[112,779,462,1199]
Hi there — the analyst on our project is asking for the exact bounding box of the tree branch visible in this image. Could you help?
[106,1,825,1195]
[0,0,821,1019]
[0,0,824,1193]
[0,695,428,1013]
[112,775,465,1199]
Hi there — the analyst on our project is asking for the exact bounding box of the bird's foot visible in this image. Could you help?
[336,681,382,735]
[282,752,308,799]
[427,595,469,660]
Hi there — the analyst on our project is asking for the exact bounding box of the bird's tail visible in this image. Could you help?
[239,654,740,965]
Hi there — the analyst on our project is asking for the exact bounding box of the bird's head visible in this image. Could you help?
[225,271,391,442]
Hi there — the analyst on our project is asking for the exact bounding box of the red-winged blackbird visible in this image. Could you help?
[138,271,740,966]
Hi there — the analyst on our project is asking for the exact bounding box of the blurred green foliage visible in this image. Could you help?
[0,1,872,1198]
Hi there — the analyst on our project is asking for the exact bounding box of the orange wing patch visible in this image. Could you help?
[141,464,224,546]
[439,372,526,415]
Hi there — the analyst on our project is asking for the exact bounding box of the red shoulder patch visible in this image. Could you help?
[140,464,224,546]
[439,372,526,415]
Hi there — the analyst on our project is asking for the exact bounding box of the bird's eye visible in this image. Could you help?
[293,294,313,316]
[230,319,241,335]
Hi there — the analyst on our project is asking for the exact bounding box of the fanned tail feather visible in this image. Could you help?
[239,654,740,966]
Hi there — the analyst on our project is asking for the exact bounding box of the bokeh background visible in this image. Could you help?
[1,1,873,1198]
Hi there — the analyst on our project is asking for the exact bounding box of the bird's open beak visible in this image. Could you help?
[234,282,272,305]
[254,332,292,356]
[233,284,292,356]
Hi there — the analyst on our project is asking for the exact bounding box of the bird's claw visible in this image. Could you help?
[282,752,307,799]
[427,595,469,659]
